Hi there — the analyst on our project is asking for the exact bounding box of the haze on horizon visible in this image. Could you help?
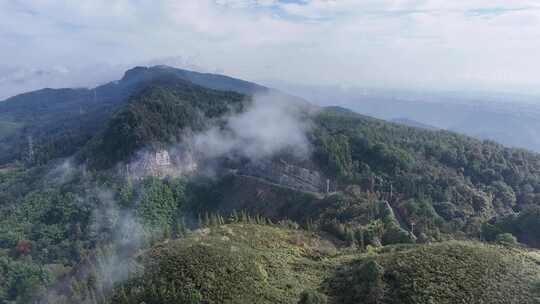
[1,0,540,100]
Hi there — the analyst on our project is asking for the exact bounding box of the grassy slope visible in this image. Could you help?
[110,224,345,304]
[110,224,540,304]
[377,242,540,304]
[329,241,540,304]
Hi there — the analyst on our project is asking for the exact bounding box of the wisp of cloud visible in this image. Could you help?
[192,92,312,162]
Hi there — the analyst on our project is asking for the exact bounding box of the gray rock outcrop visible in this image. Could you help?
[238,159,326,193]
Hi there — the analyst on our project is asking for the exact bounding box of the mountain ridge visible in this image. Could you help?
[0,65,309,166]
[1,67,540,303]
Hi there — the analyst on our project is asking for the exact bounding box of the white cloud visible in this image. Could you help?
[1,0,540,99]
[193,91,312,161]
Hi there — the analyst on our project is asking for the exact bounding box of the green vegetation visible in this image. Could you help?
[0,65,266,167]
[0,162,189,302]
[328,241,540,304]
[109,224,340,304]
[0,256,51,303]
[311,108,540,245]
[484,205,540,247]
[495,232,518,246]
[81,79,247,169]
[0,115,22,139]
[2,69,540,303]
[106,224,540,304]
[297,290,328,304]
[136,177,186,230]
[0,88,115,165]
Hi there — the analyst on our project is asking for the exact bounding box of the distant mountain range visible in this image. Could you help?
[390,117,438,130]
[263,82,540,152]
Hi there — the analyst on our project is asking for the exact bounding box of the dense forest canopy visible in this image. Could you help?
[1,68,539,303]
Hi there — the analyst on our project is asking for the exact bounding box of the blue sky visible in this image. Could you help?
[1,0,540,99]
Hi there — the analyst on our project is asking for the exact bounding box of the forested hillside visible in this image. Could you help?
[80,77,248,169]
[0,67,539,303]
[311,107,540,243]
[0,65,282,166]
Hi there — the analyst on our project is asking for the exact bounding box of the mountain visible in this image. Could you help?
[1,68,540,303]
[80,76,249,169]
[119,65,265,94]
[0,66,305,166]
[390,117,438,130]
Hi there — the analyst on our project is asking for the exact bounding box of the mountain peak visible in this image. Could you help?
[120,65,178,83]
[121,66,149,81]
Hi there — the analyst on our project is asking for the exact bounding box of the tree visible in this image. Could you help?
[118,180,134,207]
[136,178,177,230]
[351,260,386,304]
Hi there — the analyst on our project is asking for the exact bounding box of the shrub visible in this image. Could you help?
[496,233,518,247]
[298,290,328,304]
[109,243,264,304]
[382,225,414,245]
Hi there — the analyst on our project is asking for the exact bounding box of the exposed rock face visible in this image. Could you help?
[214,174,322,220]
[238,159,326,193]
[155,150,171,166]
[127,149,197,179]
[125,149,326,194]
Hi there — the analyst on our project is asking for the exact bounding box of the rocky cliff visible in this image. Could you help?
[238,159,327,193]
[126,149,198,180]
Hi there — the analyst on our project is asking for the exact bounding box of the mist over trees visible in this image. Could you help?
[1,67,540,303]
